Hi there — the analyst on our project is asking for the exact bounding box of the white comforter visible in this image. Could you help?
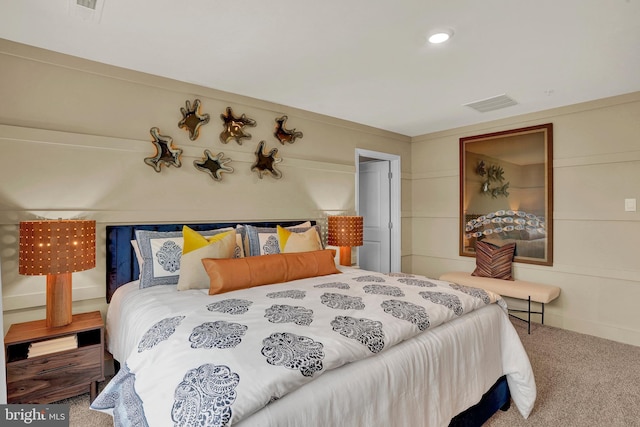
[93,268,535,426]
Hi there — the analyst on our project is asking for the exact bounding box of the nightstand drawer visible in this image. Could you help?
[7,346,102,403]
[5,311,105,404]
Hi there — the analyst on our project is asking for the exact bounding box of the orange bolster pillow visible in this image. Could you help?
[202,249,341,295]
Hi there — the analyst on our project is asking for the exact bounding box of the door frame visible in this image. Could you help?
[355,149,401,272]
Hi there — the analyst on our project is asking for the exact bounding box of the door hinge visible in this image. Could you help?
[388,171,393,180]
[389,221,393,229]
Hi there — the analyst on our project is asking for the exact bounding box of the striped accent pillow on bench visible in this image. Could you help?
[472,241,516,280]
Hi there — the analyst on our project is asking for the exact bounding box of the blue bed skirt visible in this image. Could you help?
[449,375,510,426]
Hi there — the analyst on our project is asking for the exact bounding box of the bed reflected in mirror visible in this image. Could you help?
[459,123,553,266]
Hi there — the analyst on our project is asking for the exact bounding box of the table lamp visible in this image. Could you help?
[328,215,363,266]
[19,219,96,328]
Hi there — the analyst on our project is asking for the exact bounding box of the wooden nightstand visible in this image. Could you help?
[4,311,104,403]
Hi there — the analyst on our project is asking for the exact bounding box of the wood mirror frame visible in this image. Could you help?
[459,123,553,266]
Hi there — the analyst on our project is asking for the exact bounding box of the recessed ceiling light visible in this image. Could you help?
[428,30,453,44]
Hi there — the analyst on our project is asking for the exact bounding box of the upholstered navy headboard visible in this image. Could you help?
[105,220,315,302]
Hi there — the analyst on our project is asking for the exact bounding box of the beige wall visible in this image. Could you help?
[411,91,640,346]
[0,39,411,330]
[2,38,639,348]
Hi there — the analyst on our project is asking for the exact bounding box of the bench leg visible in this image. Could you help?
[508,297,533,334]
[507,297,548,334]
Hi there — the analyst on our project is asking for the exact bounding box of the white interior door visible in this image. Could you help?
[358,160,391,273]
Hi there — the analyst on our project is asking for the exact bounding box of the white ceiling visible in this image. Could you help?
[1,0,639,137]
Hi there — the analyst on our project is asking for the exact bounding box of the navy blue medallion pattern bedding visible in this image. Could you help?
[261,332,325,377]
[352,274,385,283]
[207,299,253,315]
[363,284,405,297]
[313,281,350,289]
[330,316,385,353]
[90,364,147,426]
[381,299,431,331]
[266,289,306,299]
[189,321,248,349]
[92,269,501,426]
[137,316,185,352]
[419,291,464,316]
[449,283,492,304]
[320,292,366,310]
[398,277,438,287]
[265,305,314,326]
[172,363,240,426]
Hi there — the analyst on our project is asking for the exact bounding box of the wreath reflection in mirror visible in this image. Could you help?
[194,150,234,182]
[220,107,256,145]
[251,141,282,179]
[144,127,183,172]
[476,160,509,198]
[274,115,303,144]
[178,99,210,141]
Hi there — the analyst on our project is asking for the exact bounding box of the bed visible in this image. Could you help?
[92,220,536,426]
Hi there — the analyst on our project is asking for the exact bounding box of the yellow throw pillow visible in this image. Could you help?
[183,225,234,254]
[276,225,322,253]
[177,228,237,291]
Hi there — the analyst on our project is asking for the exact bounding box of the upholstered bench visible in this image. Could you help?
[439,271,561,333]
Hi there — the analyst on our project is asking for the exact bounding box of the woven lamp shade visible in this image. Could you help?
[327,216,363,247]
[19,220,96,275]
[19,219,96,328]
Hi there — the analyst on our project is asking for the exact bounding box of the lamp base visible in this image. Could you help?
[46,273,73,328]
[339,246,352,267]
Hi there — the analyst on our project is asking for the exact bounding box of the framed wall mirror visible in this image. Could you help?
[459,123,553,266]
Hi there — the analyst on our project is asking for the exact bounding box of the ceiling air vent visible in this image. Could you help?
[464,94,518,113]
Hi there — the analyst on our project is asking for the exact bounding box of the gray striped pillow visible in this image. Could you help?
[471,241,516,280]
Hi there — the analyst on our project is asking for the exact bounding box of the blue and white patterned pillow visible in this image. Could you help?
[243,223,322,257]
[135,228,235,288]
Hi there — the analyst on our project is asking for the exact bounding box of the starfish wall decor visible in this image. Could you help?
[251,141,282,179]
[194,150,234,181]
[274,115,303,144]
[220,106,257,145]
[144,127,183,172]
[178,99,210,141]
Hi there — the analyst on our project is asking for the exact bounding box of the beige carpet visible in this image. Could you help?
[486,319,640,427]
[60,318,640,426]
[55,389,113,427]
